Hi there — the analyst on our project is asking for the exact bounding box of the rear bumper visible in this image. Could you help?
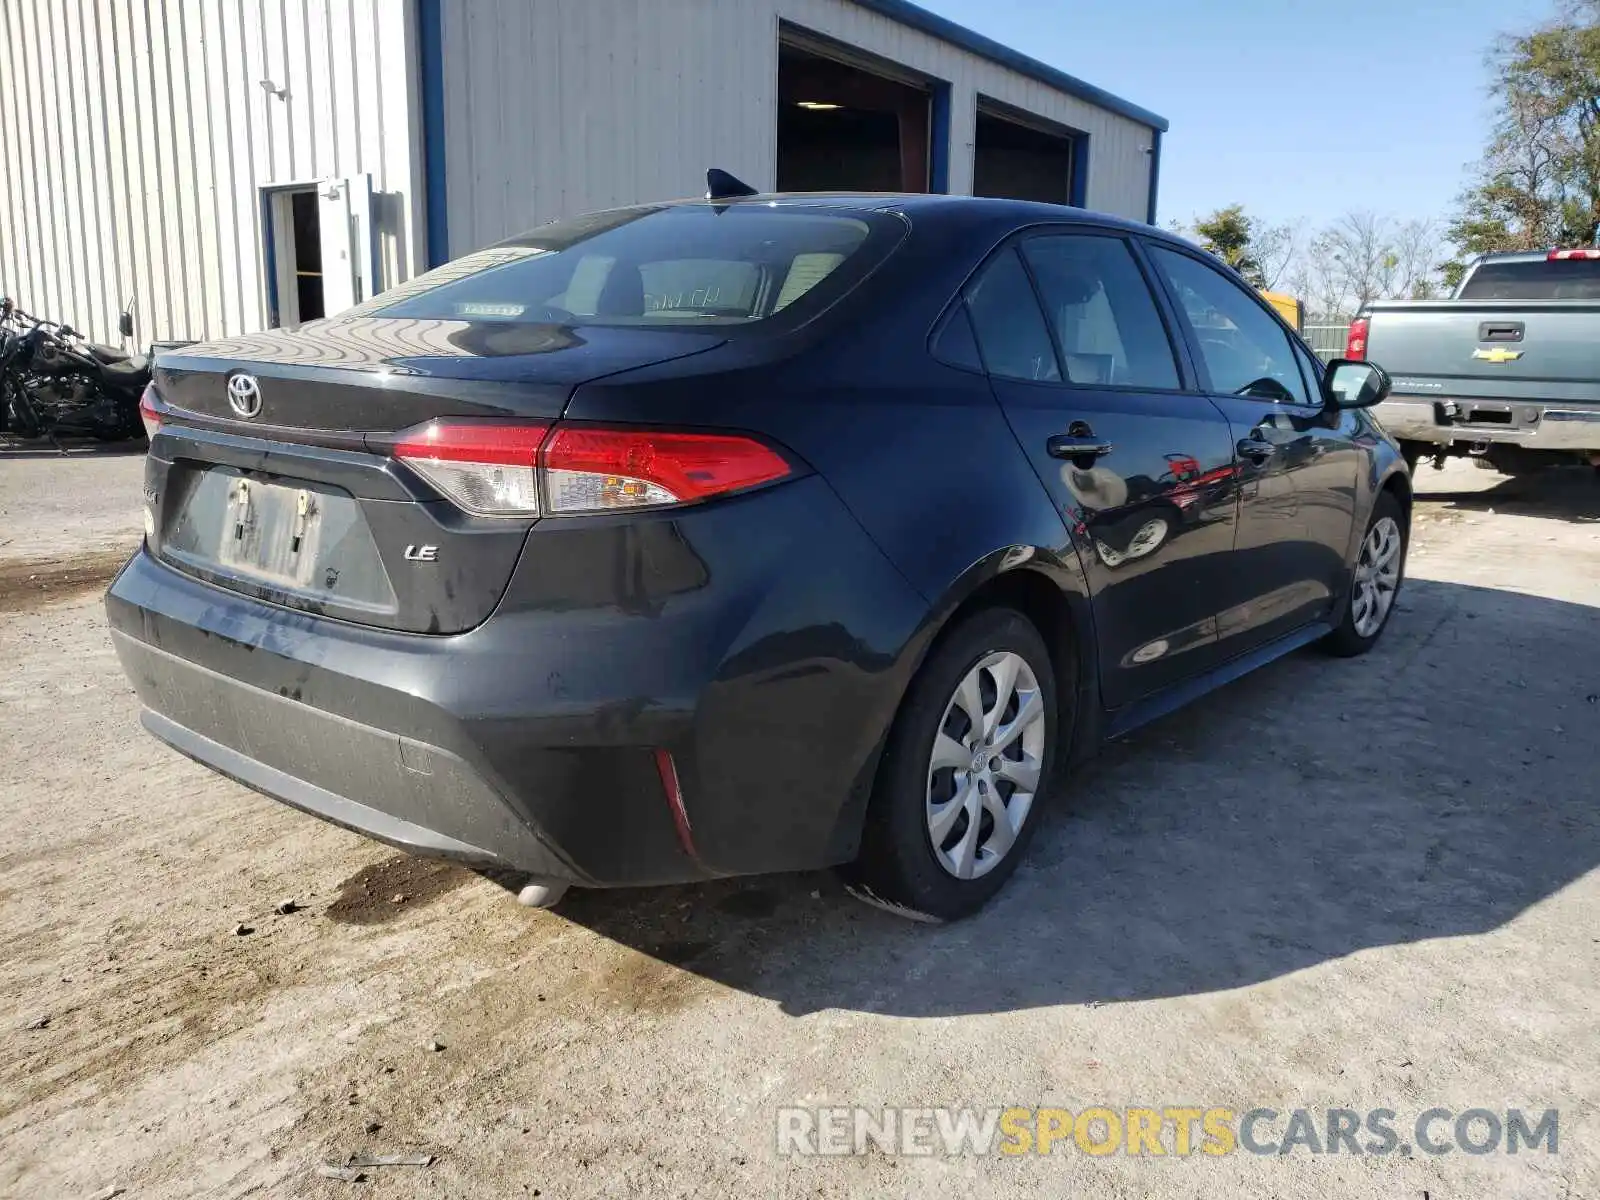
[1375,396,1600,451]
[105,476,930,886]
[114,631,575,875]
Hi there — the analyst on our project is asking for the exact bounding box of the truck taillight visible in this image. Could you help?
[1345,317,1369,361]
[1548,248,1600,260]
[392,421,792,517]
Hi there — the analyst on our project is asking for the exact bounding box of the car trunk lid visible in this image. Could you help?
[145,317,725,634]
[154,317,725,432]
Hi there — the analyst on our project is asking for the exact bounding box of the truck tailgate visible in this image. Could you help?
[1366,301,1600,405]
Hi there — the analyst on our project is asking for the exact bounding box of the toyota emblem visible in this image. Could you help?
[227,373,262,418]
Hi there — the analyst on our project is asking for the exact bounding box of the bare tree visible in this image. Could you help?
[1253,218,1304,291]
[1390,218,1444,299]
[1317,211,1396,312]
[1291,211,1446,316]
[1289,249,1353,323]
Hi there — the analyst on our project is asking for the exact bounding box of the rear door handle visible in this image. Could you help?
[1046,435,1114,460]
[1237,438,1275,463]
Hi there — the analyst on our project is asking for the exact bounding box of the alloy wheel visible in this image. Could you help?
[1352,515,1402,638]
[925,651,1047,880]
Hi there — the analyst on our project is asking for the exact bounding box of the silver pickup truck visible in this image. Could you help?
[1355,249,1600,475]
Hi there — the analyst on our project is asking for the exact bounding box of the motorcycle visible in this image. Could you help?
[0,298,181,446]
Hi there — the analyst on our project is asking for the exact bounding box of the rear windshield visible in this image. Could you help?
[363,205,903,329]
[1458,258,1600,300]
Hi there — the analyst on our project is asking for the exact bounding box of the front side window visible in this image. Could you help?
[1149,246,1312,405]
[963,249,1060,383]
[1292,340,1324,402]
[1020,235,1180,389]
[361,205,901,330]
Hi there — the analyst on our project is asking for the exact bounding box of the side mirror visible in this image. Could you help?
[118,311,135,338]
[1323,358,1390,409]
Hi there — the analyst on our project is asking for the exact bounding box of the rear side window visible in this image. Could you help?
[964,249,1061,383]
[1020,235,1180,389]
[1458,258,1600,300]
[363,205,902,329]
[931,304,984,373]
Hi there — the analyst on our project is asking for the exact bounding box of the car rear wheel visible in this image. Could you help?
[1322,492,1407,657]
[844,607,1059,922]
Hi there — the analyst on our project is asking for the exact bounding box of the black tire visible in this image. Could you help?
[1400,441,1423,473]
[1322,490,1408,657]
[843,607,1060,922]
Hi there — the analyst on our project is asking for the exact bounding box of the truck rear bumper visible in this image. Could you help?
[1375,396,1600,451]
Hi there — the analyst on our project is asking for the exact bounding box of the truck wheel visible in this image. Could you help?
[1322,492,1408,657]
[844,607,1059,922]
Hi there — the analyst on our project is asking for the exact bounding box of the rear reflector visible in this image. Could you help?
[391,420,792,517]
[1345,316,1369,361]
[138,384,162,441]
[1548,248,1600,260]
[654,748,697,858]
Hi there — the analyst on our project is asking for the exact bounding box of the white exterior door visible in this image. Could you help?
[317,179,356,315]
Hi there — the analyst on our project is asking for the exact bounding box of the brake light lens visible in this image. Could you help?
[1345,317,1369,361]
[138,384,162,441]
[393,421,549,516]
[391,421,793,517]
[540,427,792,514]
[1548,248,1600,260]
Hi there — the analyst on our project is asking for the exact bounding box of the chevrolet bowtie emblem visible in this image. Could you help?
[1473,347,1524,364]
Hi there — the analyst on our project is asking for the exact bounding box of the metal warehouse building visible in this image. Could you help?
[0,0,1167,346]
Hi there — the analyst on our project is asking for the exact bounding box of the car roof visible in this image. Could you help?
[661,191,1176,242]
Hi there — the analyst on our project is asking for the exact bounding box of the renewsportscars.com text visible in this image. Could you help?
[777,1105,1559,1158]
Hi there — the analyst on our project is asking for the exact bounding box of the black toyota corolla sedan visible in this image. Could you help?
[108,187,1409,921]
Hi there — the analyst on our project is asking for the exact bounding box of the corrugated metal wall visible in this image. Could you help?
[437,0,776,256]
[437,0,1159,255]
[0,0,422,346]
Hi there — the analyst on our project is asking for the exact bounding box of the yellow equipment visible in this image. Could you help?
[1258,289,1304,332]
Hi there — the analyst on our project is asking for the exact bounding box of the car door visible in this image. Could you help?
[1144,243,1361,655]
[961,230,1242,707]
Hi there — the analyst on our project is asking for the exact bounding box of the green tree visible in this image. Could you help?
[1192,204,1265,286]
[1450,2,1600,255]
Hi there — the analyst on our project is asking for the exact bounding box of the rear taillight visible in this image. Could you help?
[1345,317,1369,361]
[391,421,793,517]
[393,421,548,516]
[138,384,162,440]
[1548,248,1600,260]
[540,427,792,514]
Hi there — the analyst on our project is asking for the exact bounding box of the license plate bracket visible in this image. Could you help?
[217,478,326,587]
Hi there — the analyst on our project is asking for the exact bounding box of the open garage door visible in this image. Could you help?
[973,99,1080,205]
[777,28,934,194]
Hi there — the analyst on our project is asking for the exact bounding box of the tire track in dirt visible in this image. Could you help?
[0,548,130,614]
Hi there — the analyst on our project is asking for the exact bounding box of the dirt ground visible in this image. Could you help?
[0,447,1596,1199]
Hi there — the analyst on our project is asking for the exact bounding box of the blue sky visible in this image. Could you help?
[920,0,1559,229]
